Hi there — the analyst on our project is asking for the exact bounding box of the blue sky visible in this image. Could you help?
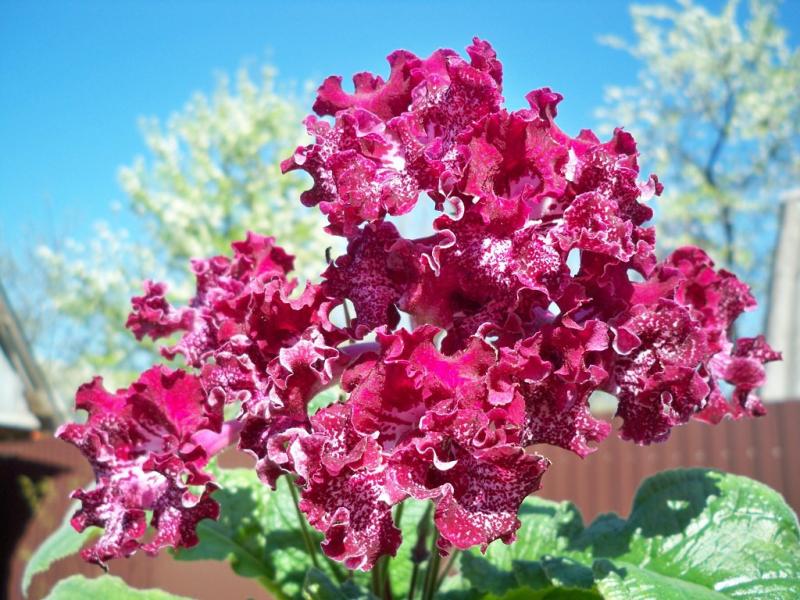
[1,0,799,253]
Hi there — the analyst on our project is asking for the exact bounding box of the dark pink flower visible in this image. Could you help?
[57,367,221,566]
[63,38,777,571]
[295,403,398,570]
[282,38,503,237]
[491,321,612,457]
[702,336,780,421]
[389,439,549,552]
[127,281,194,342]
[322,221,422,337]
[338,327,550,551]
[412,207,570,352]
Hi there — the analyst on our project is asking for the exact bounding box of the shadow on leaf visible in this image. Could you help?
[568,468,722,559]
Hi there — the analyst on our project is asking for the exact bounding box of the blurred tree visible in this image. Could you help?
[598,0,800,322]
[29,67,333,401]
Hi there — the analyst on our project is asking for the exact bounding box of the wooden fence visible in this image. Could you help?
[4,401,800,600]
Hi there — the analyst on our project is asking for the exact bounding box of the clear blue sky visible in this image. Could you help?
[1,0,799,253]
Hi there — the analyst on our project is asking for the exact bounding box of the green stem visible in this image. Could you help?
[373,554,395,599]
[421,529,441,600]
[408,504,433,600]
[343,299,353,328]
[407,563,421,600]
[375,502,403,599]
[287,479,320,569]
[382,555,393,600]
[394,501,405,528]
[371,559,382,597]
[434,550,459,592]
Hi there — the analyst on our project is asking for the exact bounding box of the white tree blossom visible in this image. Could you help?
[598,0,800,302]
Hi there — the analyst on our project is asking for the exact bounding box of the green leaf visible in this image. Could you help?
[301,568,372,600]
[498,587,600,600]
[173,466,337,600]
[592,560,726,599]
[462,555,601,600]
[580,468,800,598]
[509,561,551,591]
[462,495,594,596]
[465,469,800,599]
[536,556,594,590]
[301,568,346,600]
[22,503,98,597]
[480,495,590,570]
[43,575,190,600]
[461,552,517,596]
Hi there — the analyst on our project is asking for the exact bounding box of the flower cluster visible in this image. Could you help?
[59,39,778,570]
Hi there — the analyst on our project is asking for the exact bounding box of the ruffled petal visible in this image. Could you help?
[391,440,549,551]
[296,404,398,570]
[284,39,503,236]
[57,367,221,566]
[127,281,195,342]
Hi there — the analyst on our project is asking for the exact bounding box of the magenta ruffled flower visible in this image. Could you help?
[60,38,778,572]
[57,367,222,566]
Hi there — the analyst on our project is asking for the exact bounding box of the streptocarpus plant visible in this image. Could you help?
[52,38,787,598]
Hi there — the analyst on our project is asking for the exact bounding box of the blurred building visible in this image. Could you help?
[764,189,800,401]
[0,281,62,436]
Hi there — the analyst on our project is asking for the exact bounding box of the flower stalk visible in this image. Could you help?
[421,527,441,600]
[287,479,320,570]
[435,550,460,591]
